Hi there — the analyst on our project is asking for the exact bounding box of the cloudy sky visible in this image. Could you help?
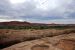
[0,0,75,24]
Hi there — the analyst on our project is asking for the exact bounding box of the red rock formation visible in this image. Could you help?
[0,21,31,26]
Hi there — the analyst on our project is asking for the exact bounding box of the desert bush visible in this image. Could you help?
[0,25,73,30]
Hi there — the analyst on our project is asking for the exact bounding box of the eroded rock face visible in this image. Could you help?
[1,29,75,49]
[57,39,75,50]
[2,33,75,50]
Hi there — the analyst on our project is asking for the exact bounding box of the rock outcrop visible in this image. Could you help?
[2,33,75,50]
[0,29,75,49]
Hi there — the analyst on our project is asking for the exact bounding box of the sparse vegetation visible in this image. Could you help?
[0,25,75,30]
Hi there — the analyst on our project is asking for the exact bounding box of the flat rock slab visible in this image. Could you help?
[2,33,75,50]
[57,39,75,50]
[31,45,49,50]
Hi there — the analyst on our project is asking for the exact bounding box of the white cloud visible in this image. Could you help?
[10,0,26,4]
[0,0,75,23]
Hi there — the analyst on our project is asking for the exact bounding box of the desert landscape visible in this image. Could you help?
[0,0,75,50]
[0,21,75,50]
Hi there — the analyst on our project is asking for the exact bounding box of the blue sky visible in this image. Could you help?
[0,0,75,24]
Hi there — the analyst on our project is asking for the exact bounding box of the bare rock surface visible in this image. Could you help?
[2,33,75,50]
[57,39,75,50]
[1,29,75,49]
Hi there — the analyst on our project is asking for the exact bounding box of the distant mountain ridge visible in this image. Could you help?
[0,21,75,26]
[0,21,32,26]
[0,21,52,26]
